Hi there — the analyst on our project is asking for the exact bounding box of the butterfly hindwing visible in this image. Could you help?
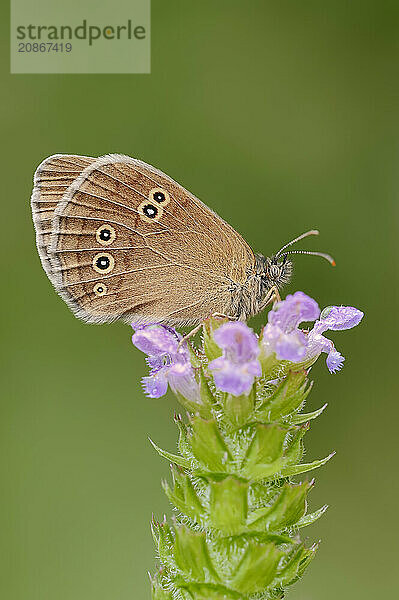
[32,154,255,325]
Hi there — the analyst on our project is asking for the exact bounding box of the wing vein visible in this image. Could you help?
[93,167,196,231]
[68,192,169,230]
[62,264,176,285]
[115,162,236,264]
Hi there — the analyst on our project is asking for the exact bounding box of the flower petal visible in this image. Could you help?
[320,306,364,330]
[210,322,261,395]
[274,329,308,362]
[261,323,307,362]
[142,371,168,398]
[268,291,320,332]
[169,369,201,403]
[133,323,200,402]
[246,360,262,377]
[146,354,165,373]
[212,363,254,396]
[326,349,345,373]
[132,325,179,356]
[213,321,259,363]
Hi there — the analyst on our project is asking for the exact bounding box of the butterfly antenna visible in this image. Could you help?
[282,249,336,266]
[275,229,319,257]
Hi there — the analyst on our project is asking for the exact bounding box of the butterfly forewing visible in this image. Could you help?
[32,154,255,325]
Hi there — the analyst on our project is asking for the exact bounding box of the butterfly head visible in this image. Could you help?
[254,253,292,293]
[253,229,335,308]
[265,253,293,289]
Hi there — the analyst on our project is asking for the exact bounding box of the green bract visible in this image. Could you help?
[149,318,332,600]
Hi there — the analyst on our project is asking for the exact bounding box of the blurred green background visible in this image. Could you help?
[1,1,397,598]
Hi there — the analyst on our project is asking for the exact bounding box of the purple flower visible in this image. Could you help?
[208,322,261,396]
[260,293,363,374]
[132,324,200,401]
[306,306,364,373]
[319,305,364,330]
[261,292,320,362]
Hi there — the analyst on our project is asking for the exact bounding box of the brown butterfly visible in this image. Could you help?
[31,154,334,326]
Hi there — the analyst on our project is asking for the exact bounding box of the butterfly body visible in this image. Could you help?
[31,154,292,325]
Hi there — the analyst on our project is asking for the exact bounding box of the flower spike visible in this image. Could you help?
[130,291,364,600]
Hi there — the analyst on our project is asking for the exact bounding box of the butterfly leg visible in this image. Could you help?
[211,312,239,321]
[177,313,238,350]
[177,323,203,350]
[261,285,281,310]
[271,286,281,305]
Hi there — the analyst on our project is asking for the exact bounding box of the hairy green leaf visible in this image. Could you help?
[229,542,283,594]
[163,466,205,522]
[247,481,310,532]
[297,505,329,528]
[189,416,232,472]
[173,525,219,583]
[241,424,287,480]
[209,476,249,535]
[291,403,327,424]
[279,452,335,478]
[149,438,191,469]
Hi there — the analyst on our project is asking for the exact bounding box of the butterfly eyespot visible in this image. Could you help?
[143,204,157,218]
[93,283,107,297]
[96,224,116,246]
[149,187,170,206]
[92,252,115,274]
[138,200,163,223]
